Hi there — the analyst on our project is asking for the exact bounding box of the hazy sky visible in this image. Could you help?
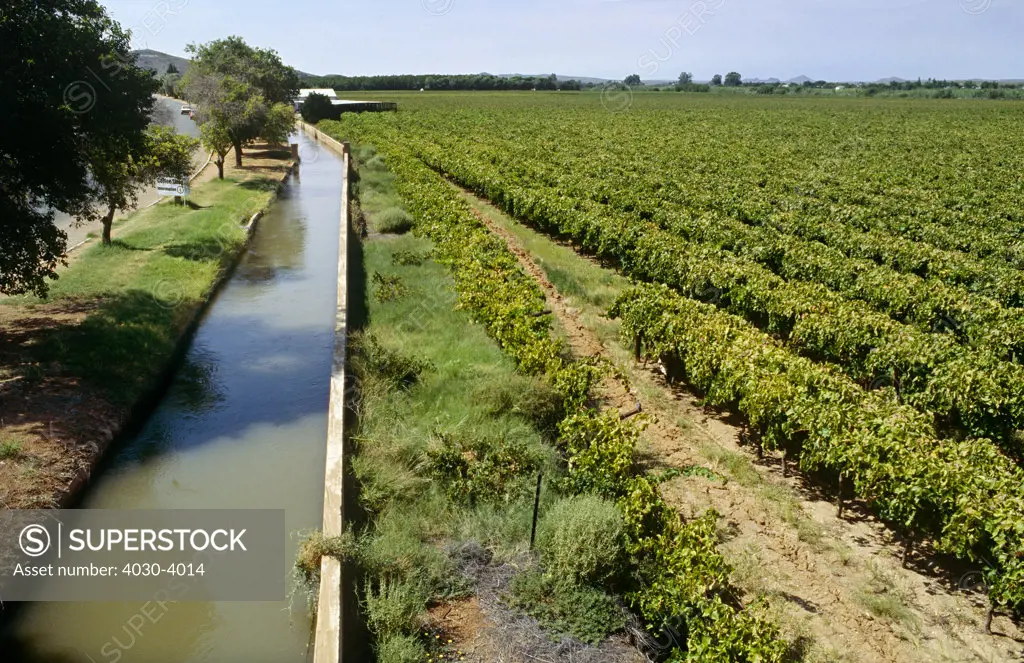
[103,0,1021,81]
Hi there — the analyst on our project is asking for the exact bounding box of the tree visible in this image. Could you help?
[678,72,693,85]
[624,74,643,86]
[146,126,197,183]
[725,72,742,86]
[0,0,158,295]
[199,120,233,180]
[191,75,267,170]
[161,72,181,97]
[262,103,296,146]
[88,126,199,245]
[181,36,299,167]
[300,92,334,124]
[711,74,723,86]
[166,62,179,75]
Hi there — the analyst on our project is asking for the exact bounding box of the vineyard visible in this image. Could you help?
[319,92,1024,659]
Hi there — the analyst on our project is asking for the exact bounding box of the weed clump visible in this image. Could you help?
[376,634,426,663]
[363,578,427,639]
[427,432,541,505]
[294,530,358,584]
[475,376,565,440]
[391,250,427,266]
[356,334,433,390]
[0,439,23,460]
[372,271,410,302]
[508,570,626,645]
[375,207,414,234]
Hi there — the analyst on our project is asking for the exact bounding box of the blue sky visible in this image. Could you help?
[104,0,1022,81]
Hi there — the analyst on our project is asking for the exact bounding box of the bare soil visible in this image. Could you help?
[466,194,1024,663]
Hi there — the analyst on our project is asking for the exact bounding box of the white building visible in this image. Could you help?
[293,88,340,110]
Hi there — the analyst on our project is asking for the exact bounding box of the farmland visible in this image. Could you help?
[318,92,1024,661]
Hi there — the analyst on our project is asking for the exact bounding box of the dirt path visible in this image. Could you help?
[466,194,1024,663]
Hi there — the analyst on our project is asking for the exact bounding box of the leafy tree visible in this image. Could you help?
[166,62,179,75]
[181,36,299,167]
[190,75,267,170]
[262,103,296,146]
[199,120,233,180]
[678,72,693,85]
[710,74,723,86]
[624,74,642,86]
[161,72,181,97]
[0,0,158,295]
[300,92,334,124]
[88,126,199,245]
[145,125,197,182]
[724,71,742,86]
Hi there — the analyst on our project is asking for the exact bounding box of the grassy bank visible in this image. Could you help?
[0,150,292,509]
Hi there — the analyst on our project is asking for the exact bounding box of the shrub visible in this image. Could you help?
[536,494,624,586]
[508,570,626,644]
[0,439,23,460]
[375,206,415,234]
[356,334,433,390]
[427,432,541,505]
[372,271,409,302]
[363,578,426,639]
[376,634,426,663]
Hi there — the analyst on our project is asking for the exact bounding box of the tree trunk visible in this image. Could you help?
[100,203,116,246]
[216,157,225,179]
[233,141,243,167]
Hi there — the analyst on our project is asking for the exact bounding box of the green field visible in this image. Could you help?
[319,92,1024,634]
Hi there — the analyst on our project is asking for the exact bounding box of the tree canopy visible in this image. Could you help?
[181,36,300,167]
[711,74,723,86]
[725,71,743,86]
[1,0,158,295]
[300,92,334,124]
[678,72,693,84]
[624,74,643,86]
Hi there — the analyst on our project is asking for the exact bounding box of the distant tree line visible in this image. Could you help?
[305,73,583,91]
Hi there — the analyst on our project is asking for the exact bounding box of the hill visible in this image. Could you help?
[131,48,316,78]
[133,49,191,75]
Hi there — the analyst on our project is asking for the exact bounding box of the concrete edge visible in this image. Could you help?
[297,121,350,158]
[314,139,351,663]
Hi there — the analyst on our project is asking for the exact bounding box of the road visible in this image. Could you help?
[54,95,206,249]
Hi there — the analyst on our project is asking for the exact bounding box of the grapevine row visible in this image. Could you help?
[403,135,1024,362]
[373,109,1024,296]
[384,132,1024,453]
[612,282,1024,614]
[322,120,791,661]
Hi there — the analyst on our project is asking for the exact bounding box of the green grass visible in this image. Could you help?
[465,195,630,311]
[344,231,568,651]
[0,440,23,460]
[2,172,283,406]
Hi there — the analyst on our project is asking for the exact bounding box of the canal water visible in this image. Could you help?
[3,129,342,663]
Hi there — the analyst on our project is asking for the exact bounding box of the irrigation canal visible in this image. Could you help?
[3,129,344,663]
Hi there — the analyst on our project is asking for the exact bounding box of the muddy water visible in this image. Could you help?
[3,130,342,663]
